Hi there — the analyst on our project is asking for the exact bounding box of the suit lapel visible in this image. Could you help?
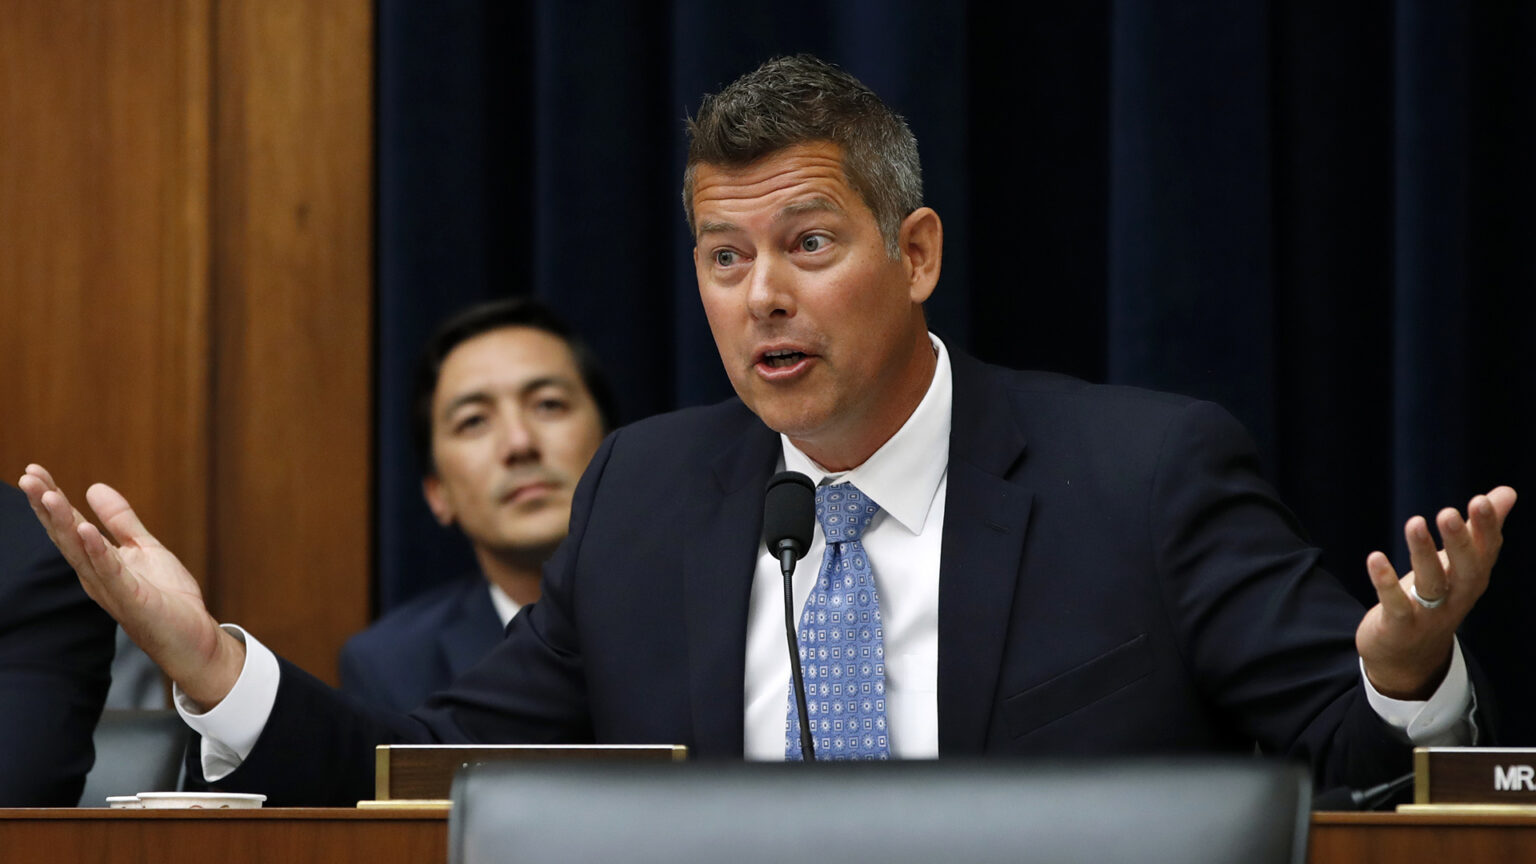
[682,414,779,757]
[438,580,504,680]
[938,355,1032,755]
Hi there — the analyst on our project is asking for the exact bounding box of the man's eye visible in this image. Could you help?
[713,249,737,267]
[799,234,826,253]
[453,415,487,434]
[534,398,570,416]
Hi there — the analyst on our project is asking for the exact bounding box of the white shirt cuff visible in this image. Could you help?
[171,624,281,782]
[1362,638,1477,746]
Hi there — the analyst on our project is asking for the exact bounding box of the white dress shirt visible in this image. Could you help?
[743,334,952,759]
[180,334,1473,778]
[486,582,520,628]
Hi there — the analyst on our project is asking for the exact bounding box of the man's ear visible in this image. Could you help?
[422,475,455,527]
[899,207,943,304]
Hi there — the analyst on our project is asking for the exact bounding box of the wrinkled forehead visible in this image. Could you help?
[690,142,868,235]
[690,138,853,197]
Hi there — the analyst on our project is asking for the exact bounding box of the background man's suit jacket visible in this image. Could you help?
[0,483,115,805]
[339,575,504,713]
[203,353,1453,805]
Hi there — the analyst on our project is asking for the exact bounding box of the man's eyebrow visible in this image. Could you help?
[695,198,844,240]
[696,219,739,237]
[517,375,576,399]
[440,391,492,420]
[440,376,578,419]
[776,198,843,221]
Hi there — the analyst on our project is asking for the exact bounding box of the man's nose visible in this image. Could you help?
[497,411,538,463]
[745,255,795,320]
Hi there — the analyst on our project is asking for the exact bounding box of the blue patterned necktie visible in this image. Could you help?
[786,483,890,760]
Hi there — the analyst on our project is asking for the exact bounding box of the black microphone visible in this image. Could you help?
[1312,771,1416,811]
[764,470,816,761]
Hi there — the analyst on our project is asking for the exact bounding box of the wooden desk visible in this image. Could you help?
[0,808,446,864]
[1312,812,1536,864]
[2,808,1534,863]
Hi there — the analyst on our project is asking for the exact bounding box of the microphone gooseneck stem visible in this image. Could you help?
[781,548,816,761]
[1356,771,1416,810]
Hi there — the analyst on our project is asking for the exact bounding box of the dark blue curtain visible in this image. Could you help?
[375,1,1536,739]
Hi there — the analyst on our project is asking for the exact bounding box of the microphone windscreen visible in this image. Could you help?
[763,471,815,558]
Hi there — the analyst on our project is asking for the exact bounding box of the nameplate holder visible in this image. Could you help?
[1415,747,1536,804]
[372,744,688,803]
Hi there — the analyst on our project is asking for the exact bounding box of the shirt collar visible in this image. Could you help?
[781,333,951,535]
[487,582,521,628]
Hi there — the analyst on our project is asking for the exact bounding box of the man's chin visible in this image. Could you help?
[477,538,561,572]
[746,397,833,440]
[487,523,568,556]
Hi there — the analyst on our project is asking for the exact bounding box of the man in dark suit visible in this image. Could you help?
[20,56,1515,806]
[0,482,115,805]
[339,299,614,712]
[340,577,503,715]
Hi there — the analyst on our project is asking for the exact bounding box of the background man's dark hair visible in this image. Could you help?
[411,297,618,478]
[682,54,924,257]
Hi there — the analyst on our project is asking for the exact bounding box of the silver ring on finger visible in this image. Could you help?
[1409,583,1446,610]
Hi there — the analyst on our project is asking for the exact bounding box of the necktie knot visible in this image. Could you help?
[814,483,880,544]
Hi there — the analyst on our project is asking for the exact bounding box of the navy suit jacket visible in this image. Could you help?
[207,354,1450,805]
[339,576,504,713]
[0,483,116,805]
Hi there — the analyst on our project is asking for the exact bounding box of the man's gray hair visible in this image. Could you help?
[682,55,923,258]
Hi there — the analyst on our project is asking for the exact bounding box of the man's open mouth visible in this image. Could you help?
[761,349,807,368]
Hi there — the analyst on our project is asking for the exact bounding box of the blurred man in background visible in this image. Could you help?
[339,298,615,712]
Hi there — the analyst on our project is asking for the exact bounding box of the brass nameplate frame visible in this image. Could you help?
[373,744,688,802]
[1414,747,1536,805]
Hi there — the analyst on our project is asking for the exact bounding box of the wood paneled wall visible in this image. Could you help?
[0,1,215,584]
[0,0,372,684]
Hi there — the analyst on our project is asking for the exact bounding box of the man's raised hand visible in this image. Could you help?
[1357,486,1516,700]
[16,465,245,709]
